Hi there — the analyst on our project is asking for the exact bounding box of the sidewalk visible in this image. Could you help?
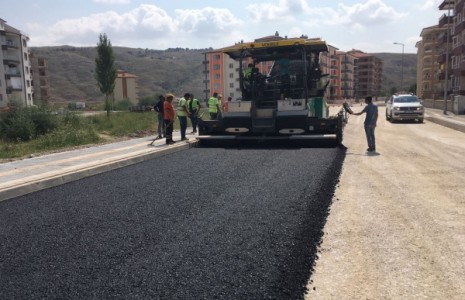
[1,109,464,202]
[0,132,198,202]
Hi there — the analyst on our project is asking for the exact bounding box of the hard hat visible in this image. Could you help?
[166,93,174,98]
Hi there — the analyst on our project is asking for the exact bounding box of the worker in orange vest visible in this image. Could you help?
[164,93,176,145]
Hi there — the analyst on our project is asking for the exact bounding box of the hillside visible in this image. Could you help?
[31,46,417,105]
[31,46,209,105]
[373,52,417,94]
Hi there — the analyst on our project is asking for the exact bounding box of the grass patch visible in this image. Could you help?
[0,111,161,160]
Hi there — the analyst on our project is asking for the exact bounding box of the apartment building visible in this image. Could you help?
[336,51,357,99]
[416,25,447,99]
[0,19,33,107]
[114,70,138,104]
[348,50,383,100]
[450,0,465,95]
[30,52,50,105]
[320,45,339,100]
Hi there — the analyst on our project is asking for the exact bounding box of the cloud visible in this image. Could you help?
[93,0,131,4]
[246,0,310,22]
[420,0,441,10]
[27,4,242,49]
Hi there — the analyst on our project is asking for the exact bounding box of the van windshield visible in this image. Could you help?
[394,96,419,103]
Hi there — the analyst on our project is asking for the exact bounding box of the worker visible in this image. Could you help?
[217,94,223,119]
[187,93,201,133]
[350,96,378,152]
[278,56,290,99]
[223,96,232,112]
[154,95,165,138]
[164,93,176,145]
[244,63,253,81]
[208,92,221,120]
[177,93,190,141]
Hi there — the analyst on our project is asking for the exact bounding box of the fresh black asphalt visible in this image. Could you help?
[0,145,345,299]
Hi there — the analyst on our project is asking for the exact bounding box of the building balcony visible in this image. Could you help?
[439,14,454,27]
[341,59,353,65]
[439,0,454,11]
[202,60,209,64]
[454,21,465,33]
[2,55,20,64]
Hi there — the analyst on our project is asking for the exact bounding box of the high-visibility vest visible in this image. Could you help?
[244,67,252,80]
[187,98,200,114]
[177,97,187,117]
[208,97,219,113]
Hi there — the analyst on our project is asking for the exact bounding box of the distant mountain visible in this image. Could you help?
[31,46,416,105]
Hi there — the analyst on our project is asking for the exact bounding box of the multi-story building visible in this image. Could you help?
[416,25,447,100]
[114,70,138,104]
[0,19,33,107]
[319,44,339,100]
[336,51,356,99]
[450,0,465,95]
[348,50,383,100]
[30,53,50,105]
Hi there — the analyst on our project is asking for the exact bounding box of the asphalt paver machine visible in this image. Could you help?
[198,34,347,146]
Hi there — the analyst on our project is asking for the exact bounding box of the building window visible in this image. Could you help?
[229,63,234,68]
[27,80,30,87]
[214,74,221,80]
[25,66,29,74]
[28,94,32,101]
[229,73,234,78]
[213,54,220,60]
[214,83,220,90]
[229,83,234,88]
[0,94,3,101]
[22,39,27,47]
[24,53,28,61]
[213,64,220,70]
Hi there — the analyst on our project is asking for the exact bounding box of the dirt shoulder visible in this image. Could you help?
[306,105,465,299]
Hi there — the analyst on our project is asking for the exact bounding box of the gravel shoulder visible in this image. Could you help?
[307,105,465,299]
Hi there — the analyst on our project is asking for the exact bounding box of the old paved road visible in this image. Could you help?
[0,142,344,299]
[307,105,465,299]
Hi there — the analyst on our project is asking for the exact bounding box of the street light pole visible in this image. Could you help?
[393,42,404,92]
[443,4,451,115]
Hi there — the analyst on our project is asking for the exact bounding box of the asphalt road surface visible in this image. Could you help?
[0,145,345,299]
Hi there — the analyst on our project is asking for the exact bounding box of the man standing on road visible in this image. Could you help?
[164,94,176,145]
[187,93,201,134]
[154,95,165,138]
[351,96,378,152]
[177,93,190,141]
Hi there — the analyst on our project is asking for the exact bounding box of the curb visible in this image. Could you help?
[0,140,198,202]
[425,115,465,134]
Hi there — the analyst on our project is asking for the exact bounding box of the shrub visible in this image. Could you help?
[0,108,36,141]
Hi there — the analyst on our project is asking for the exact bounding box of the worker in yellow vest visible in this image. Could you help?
[177,93,190,141]
[208,92,221,120]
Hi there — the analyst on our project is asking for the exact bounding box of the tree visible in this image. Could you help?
[95,33,117,117]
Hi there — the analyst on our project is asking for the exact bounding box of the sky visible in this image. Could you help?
[1,0,448,54]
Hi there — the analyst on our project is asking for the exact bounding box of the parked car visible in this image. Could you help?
[386,94,424,123]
